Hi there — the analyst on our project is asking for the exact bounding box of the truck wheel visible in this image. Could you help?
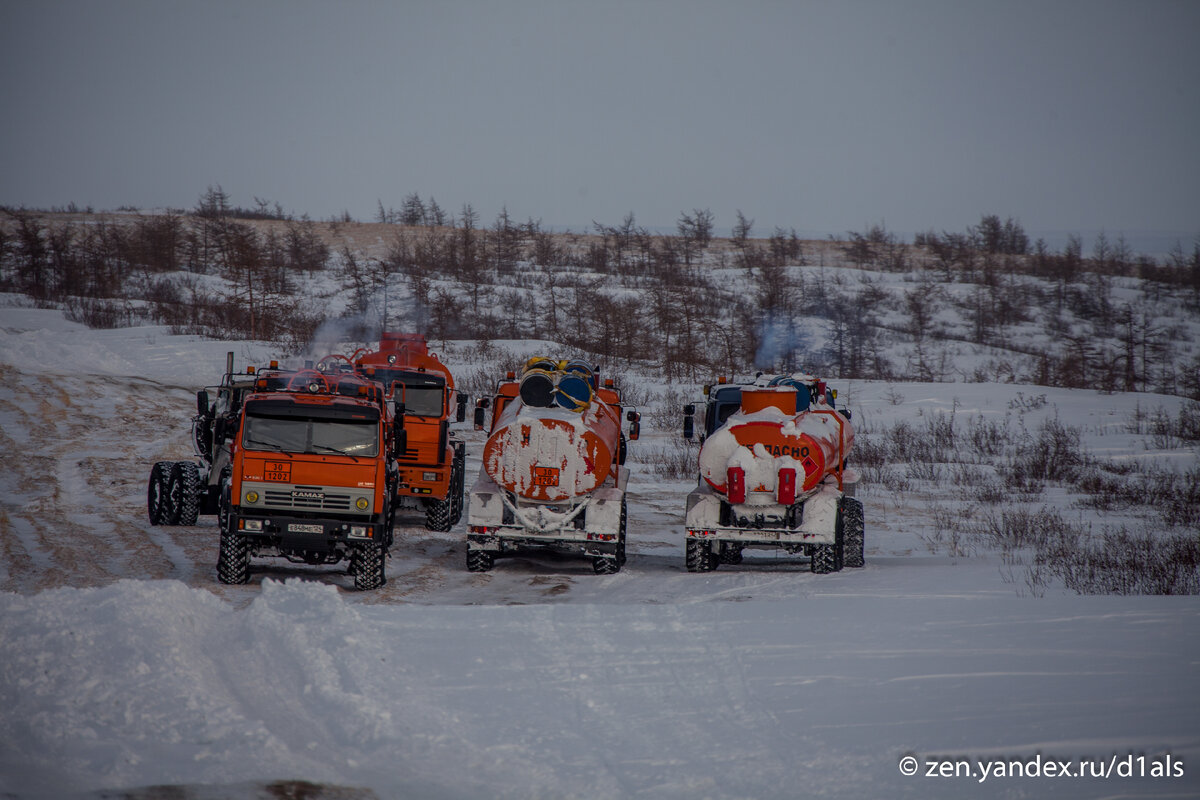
[217,524,250,584]
[169,462,201,526]
[811,543,838,574]
[449,450,466,526]
[593,556,620,575]
[466,549,494,573]
[147,461,172,525]
[686,539,716,573]
[841,497,865,568]
[384,500,397,547]
[424,498,453,532]
[352,540,386,591]
[618,497,628,567]
[216,469,232,532]
[719,542,743,565]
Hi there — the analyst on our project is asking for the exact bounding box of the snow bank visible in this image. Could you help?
[2,579,1199,799]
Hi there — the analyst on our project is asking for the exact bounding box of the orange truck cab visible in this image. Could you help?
[217,367,401,590]
[319,333,467,532]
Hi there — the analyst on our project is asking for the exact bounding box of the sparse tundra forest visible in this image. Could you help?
[3,187,1200,397]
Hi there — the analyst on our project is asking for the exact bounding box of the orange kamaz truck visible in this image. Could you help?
[317,333,467,532]
[146,352,400,590]
[215,365,400,590]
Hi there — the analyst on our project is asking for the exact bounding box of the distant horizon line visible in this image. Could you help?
[8,201,1197,257]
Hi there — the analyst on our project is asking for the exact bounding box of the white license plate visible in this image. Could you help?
[288,523,324,534]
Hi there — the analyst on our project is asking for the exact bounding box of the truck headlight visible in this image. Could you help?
[423,472,438,481]
[355,497,370,510]
[245,490,259,504]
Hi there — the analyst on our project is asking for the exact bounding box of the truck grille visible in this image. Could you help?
[241,480,373,517]
[263,486,351,511]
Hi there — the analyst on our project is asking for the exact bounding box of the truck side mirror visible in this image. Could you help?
[394,400,406,417]
[196,390,209,416]
[683,415,694,440]
[629,420,640,441]
[473,405,486,431]
[456,392,468,423]
[626,410,639,422]
[394,425,408,454]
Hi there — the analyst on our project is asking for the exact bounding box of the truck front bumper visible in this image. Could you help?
[231,511,384,551]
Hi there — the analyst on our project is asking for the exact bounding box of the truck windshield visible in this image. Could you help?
[242,415,379,457]
[364,368,446,417]
[397,385,443,417]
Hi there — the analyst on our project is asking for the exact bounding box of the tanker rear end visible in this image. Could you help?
[682,373,864,573]
[466,359,640,575]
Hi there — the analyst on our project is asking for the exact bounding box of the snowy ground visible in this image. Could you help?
[1,304,1198,799]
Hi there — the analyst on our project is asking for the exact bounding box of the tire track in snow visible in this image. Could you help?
[0,369,210,592]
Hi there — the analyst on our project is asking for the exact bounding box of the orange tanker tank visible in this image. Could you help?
[482,397,622,503]
[697,385,854,500]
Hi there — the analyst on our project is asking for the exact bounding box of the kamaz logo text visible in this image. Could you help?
[292,490,324,500]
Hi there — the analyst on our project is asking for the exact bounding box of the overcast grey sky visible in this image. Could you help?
[2,0,1197,239]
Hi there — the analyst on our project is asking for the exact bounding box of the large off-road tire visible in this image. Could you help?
[686,539,715,573]
[217,524,250,584]
[719,542,743,565]
[351,540,386,591]
[593,555,621,575]
[383,499,397,548]
[617,497,628,567]
[147,461,173,525]
[841,497,865,568]
[449,449,466,526]
[424,497,453,532]
[466,549,494,573]
[216,468,232,532]
[168,462,201,526]
[811,543,838,574]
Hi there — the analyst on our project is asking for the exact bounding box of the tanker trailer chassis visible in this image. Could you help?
[684,479,863,573]
[467,475,628,574]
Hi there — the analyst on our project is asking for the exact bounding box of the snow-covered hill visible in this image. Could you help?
[1,304,1198,799]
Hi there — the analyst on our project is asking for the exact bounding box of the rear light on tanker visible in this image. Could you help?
[727,466,746,504]
[777,467,796,505]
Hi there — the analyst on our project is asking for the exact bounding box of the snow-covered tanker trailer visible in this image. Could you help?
[681,373,863,573]
[466,359,640,574]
